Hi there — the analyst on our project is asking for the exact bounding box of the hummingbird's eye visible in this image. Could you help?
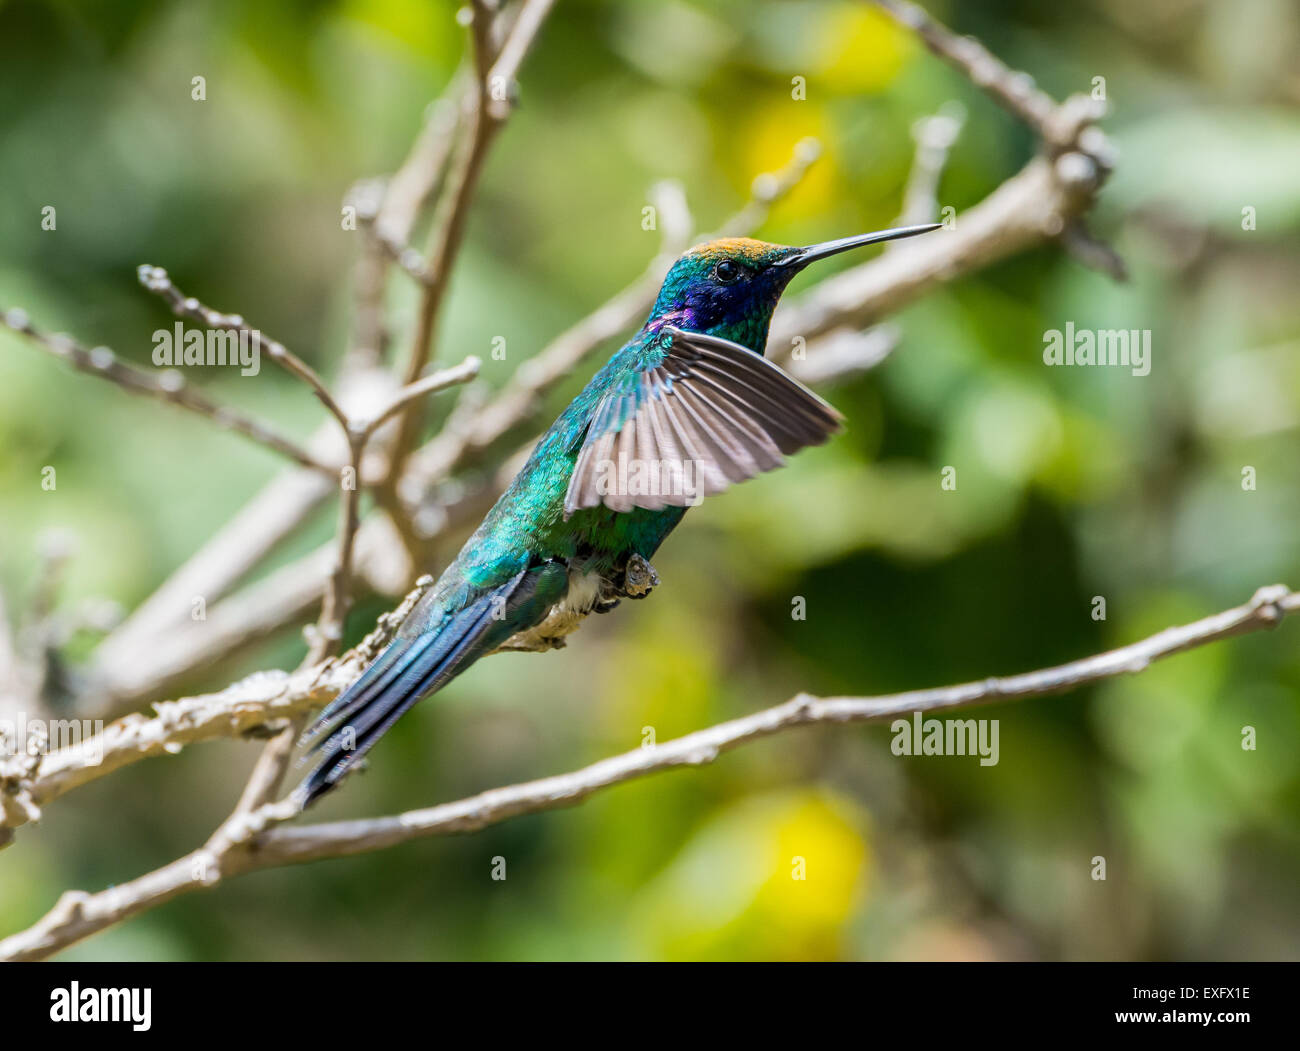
[714,259,741,284]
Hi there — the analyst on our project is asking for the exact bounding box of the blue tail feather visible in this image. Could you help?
[294,562,569,806]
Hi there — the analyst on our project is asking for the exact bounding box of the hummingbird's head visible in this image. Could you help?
[648,223,940,354]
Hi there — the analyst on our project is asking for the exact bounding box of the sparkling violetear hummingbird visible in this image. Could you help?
[296,221,941,805]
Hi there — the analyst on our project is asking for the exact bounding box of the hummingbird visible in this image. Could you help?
[296,222,940,805]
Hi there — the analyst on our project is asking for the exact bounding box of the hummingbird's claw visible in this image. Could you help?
[622,554,659,599]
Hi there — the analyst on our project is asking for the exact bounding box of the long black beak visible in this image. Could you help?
[780,223,942,268]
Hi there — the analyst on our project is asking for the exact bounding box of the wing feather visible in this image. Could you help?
[563,326,843,516]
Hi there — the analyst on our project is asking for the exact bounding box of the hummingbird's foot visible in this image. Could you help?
[622,554,659,599]
[592,574,623,613]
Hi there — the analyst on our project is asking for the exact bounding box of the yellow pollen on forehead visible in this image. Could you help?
[684,237,782,265]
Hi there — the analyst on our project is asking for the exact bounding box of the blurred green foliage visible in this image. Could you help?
[1,0,1298,960]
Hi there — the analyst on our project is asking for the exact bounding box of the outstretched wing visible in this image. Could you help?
[564,326,844,516]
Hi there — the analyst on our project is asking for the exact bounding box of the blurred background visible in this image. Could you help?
[2,0,1299,961]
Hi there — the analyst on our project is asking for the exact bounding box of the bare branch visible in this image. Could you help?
[87,466,339,708]
[3,584,1293,960]
[88,20,538,679]
[132,265,449,664]
[874,0,1060,140]
[374,80,467,256]
[783,104,962,387]
[308,357,479,663]
[1,307,334,477]
[869,0,1120,279]
[355,356,482,445]
[312,479,361,662]
[233,448,420,826]
[1061,219,1129,281]
[769,99,1112,360]
[137,265,351,431]
[87,510,416,713]
[86,353,410,714]
[269,588,1300,860]
[710,137,822,239]
[2,577,439,842]
[344,178,394,367]
[387,0,559,475]
[786,325,900,385]
[485,0,557,120]
[897,103,965,226]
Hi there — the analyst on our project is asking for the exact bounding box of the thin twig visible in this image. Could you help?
[768,100,1113,358]
[374,73,468,260]
[869,0,1119,276]
[873,0,1060,140]
[388,0,555,477]
[356,356,482,445]
[485,0,556,119]
[785,103,963,387]
[896,102,965,227]
[137,266,351,430]
[1,307,334,477]
[390,13,501,445]
[710,137,823,239]
[345,178,393,367]
[134,264,432,666]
